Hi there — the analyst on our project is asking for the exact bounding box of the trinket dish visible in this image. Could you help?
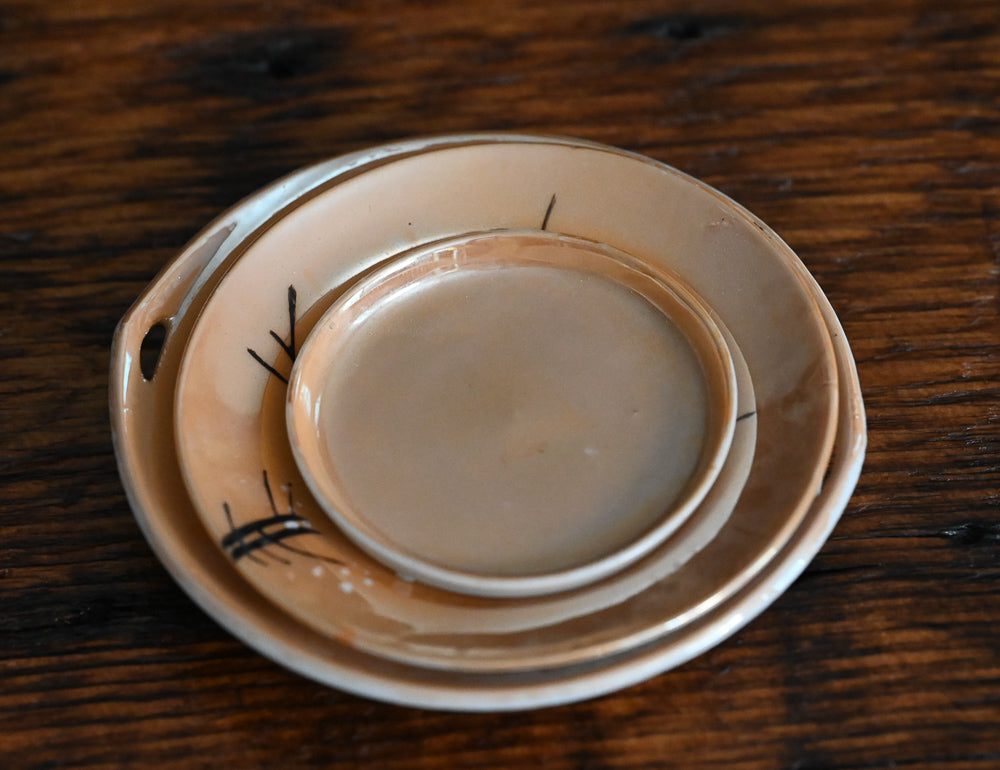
[286,230,738,597]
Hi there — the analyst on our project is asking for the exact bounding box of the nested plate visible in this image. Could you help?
[286,230,739,598]
[166,137,834,672]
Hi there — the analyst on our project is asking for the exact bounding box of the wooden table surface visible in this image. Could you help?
[3,0,999,767]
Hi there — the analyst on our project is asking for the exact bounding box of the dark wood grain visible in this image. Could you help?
[2,0,999,767]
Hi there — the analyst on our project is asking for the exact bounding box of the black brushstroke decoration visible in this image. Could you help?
[541,193,556,230]
[286,285,297,362]
[248,284,297,384]
[223,501,268,566]
[247,348,288,384]
[221,470,343,566]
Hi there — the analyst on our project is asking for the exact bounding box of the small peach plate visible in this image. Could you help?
[286,230,738,598]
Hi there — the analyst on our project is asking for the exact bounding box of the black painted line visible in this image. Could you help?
[269,330,295,362]
[541,194,556,230]
[287,285,297,361]
[230,528,322,562]
[262,469,278,515]
[221,502,267,566]
[247,347,288,384]
[220,513,312,547]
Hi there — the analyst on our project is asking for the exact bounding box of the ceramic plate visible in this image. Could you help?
[165,138,834,672]
[285,230,740,598]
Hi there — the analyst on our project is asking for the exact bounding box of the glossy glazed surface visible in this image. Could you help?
[288,231,737,596]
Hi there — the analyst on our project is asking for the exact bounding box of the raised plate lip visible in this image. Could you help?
[109,132,864,708]
[285,229,739,598]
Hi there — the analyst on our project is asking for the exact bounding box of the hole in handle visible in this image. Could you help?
[140,322,168,381]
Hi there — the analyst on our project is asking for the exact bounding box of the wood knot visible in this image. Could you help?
[938,522,1000,546]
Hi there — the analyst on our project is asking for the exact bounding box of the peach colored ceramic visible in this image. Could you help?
[287,230,738,598]
[110,134,864,708]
